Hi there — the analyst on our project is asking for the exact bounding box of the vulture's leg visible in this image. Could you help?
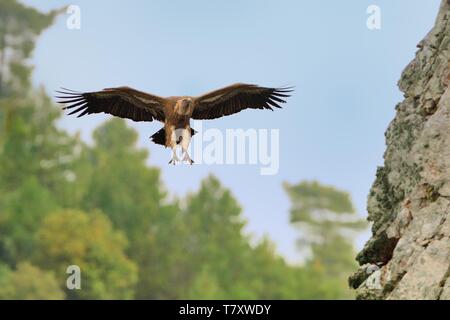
[168,147,180,165]
[181,128,194,165]
[168,127,180,165]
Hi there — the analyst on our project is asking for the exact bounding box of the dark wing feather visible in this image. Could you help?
[192,83,292,120]
[56,86,166,122]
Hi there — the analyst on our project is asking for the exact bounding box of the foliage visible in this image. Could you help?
[36,209,138,299]
[0,262,64,299]
[0,0,62,95]
[0,177,58,264]
[284,181,368,298]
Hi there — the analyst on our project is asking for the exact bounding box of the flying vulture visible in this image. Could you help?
[56,83,292,164]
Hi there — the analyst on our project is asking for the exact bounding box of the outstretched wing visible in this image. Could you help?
[192,83,292,120]
[56,86,166,122]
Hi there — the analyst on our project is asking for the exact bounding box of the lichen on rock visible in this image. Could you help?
[351,0,450,299]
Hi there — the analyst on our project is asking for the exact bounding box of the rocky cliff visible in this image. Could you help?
[350,0,450,299]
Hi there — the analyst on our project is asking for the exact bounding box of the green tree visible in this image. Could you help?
[181,175,252,298]
[0,91,83,267]
[233,238,293,299]
[0,0,61,95]
[36,209,138,299]
[0,0,82,276]
[0,91,81,196]
[0,177,58,264]
[81,119,167,244]
[284,181,367,298]
[0,1,64,156]
[0,262,64,299]
[187,265,222,299]
[133,201,191,299]
[74,119,183,299]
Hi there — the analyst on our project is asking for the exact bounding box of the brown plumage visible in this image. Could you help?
[56,83,292,164]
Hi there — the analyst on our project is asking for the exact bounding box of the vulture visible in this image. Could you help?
[56,83,292,164]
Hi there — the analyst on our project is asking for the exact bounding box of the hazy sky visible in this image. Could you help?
[22,0,441,262]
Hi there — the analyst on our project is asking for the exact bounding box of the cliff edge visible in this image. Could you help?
[350,0,450,299]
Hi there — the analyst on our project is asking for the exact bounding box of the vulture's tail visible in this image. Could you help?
[150,128,197,146]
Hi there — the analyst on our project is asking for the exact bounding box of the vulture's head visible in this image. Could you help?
[175,97,194,116]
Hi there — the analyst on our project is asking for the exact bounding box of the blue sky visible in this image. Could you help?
[22,0,441,263]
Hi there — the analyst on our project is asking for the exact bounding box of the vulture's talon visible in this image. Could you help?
[182,154,194,165]
[168,157,180,165]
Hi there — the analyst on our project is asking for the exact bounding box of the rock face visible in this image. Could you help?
[350,0,450,299]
